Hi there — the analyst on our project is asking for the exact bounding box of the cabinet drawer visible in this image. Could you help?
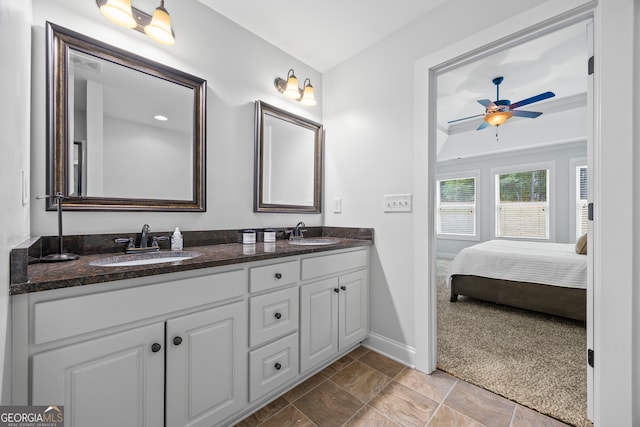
[249,333,299,402]
[34,269,245,345]
[249,286,298,347]
[249,260,299,293]
[301,249,367,281]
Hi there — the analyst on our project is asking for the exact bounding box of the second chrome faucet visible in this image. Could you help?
[288,221,307,240]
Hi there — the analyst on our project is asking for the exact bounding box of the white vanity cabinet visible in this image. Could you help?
[300,249,368,373]
[13,244,370,426]
[14,268,247,427]
[247,261,300,402]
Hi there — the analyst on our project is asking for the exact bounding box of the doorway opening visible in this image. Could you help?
[420,11,594,427]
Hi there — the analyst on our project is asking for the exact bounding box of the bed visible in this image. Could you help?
[447,240,587,321]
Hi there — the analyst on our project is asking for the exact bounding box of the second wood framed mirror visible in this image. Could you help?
[254,101,323,213]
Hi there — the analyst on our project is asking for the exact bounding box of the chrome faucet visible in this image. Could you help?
[140,224,150,248]
[291,221,306,239]
[114,224,163,254]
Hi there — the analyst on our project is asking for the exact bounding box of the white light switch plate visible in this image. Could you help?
[334,198,342,213]
[383,194,412,212]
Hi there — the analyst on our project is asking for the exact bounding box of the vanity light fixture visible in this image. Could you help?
[274,69,317,106]
[96,0,175,46]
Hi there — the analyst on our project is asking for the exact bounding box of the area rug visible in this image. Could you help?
[436,259,593,427]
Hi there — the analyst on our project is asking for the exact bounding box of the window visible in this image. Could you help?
[576,165,588,237]
[495,168,549,239]
[437,175,477,238]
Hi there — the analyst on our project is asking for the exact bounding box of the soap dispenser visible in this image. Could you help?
[171,227,183,251]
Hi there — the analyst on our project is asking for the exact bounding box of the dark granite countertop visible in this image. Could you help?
[10,227,373,295]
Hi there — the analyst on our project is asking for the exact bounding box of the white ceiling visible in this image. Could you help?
[196,1,587,137]
[196,0,449,72]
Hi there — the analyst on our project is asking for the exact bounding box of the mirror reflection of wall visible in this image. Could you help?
[262,114,315,205]
[69,50,194,201]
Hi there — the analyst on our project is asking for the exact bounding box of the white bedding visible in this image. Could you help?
[447,240,587,289]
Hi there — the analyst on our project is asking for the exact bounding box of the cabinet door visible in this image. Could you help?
[165,301,247,427]
[32,323,164,427]
[300,277,339,373]
[339,269,368,350]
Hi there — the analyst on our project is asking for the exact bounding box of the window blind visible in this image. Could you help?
[437,177,476,236]
[576,165,588,237]
[495,169,549,239]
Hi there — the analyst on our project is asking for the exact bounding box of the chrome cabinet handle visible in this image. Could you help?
[151,343,162,353]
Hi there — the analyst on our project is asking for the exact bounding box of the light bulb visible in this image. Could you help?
[300,80,316,106]
[144,1,175,46]
[100,0,137,29]
[283,71,300,99]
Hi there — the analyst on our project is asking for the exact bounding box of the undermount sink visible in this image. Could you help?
[287,238,340,246]
[90,251,201,267]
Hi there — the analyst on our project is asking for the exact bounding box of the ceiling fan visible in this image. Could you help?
[448,76,555,130]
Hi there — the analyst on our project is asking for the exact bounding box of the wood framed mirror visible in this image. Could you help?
[46,22,206,211]
[254,101,323,213]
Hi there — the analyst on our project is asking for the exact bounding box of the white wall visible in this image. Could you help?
[0,0,32,403]
[322,0,548,362]
[592,1,636,424]
[436,141,587,256]
[30,0,324,236]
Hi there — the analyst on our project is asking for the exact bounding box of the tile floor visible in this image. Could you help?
[235,346,571,427]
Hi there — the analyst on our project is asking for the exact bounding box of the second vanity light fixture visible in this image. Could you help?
[97,0,176,46]
[274,69,317,106]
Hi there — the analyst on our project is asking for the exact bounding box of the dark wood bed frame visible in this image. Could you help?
[450,275,586,321]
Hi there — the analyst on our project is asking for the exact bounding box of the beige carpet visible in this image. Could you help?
[436,259,593,427]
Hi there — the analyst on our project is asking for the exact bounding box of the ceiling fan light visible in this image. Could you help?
[144,1,175,45]
[100,0,137,28]
[485,111,512,127]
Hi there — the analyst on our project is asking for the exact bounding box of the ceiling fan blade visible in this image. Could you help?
[510,91,555,109]
[476,121,489,130]
[447,113,485,124]
[477,99,495,108]
[511,110,542,118]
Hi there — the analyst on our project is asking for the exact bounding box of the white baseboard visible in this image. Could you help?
[362,332,416,368]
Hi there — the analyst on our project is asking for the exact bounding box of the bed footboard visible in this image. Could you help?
[450,275,586,321]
